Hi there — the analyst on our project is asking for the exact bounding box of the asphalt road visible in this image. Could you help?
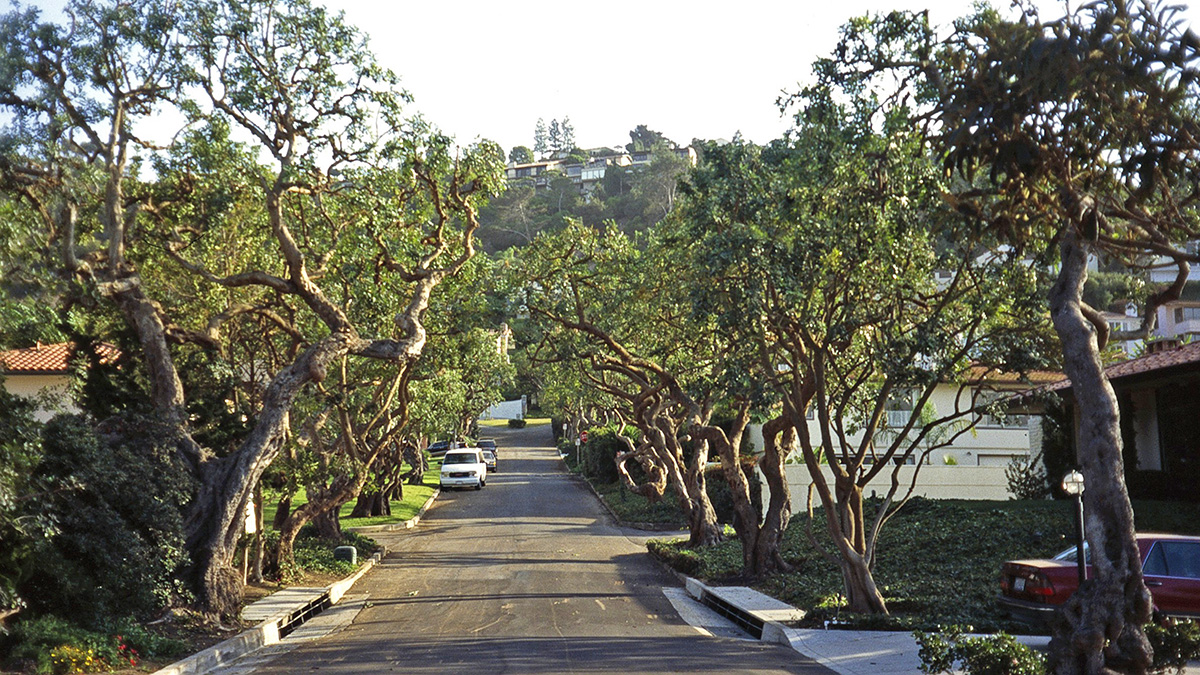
[249,423,832,674]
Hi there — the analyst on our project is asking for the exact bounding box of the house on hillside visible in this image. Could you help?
[1148,240,1200,285]
[505,159,564,188]
[1038,340,1200,501]
[0,342,118,421]
[1100,301,1144,358]
[1154,300,1200,343]
[752,368,1063,504]
[505,145,697,196]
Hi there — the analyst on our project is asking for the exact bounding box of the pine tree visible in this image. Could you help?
[561,116,576,151]
[534,118,548,157]
[548,119,562,155]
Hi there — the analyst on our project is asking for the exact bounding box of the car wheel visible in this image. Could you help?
[475,482,482,491]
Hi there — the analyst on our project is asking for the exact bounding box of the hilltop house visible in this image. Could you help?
[505,146,697,196]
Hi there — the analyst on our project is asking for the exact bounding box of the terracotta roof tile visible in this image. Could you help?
[0,342,119,374]
[965,365,1065,385]
[1047,340,1200,392]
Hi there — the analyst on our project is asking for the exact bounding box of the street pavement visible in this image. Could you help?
[242,423,831,674]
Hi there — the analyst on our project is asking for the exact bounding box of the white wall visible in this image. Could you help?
[480,397,526,420]
[3,373,77,422]
[743,380,1036,506]
[775,463,1015,509]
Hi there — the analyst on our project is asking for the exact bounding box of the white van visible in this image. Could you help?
[439,449,487,490]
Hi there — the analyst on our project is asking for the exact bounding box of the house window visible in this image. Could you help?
[862,454,918,466]
[884,389,915,428]
[1175,306,1200,323]
[977,391,1029,429]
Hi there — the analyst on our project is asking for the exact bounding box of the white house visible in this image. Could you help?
[1154,300,1200,343]
[750,369,1062,506]
[0,342,118,421]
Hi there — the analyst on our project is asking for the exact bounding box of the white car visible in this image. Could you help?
[439,449,487,490]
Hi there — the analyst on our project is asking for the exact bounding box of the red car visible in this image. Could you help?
[999,533,1200,624]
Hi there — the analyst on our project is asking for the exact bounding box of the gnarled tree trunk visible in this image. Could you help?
[754,415,795,576]
[1046,230,1152,675]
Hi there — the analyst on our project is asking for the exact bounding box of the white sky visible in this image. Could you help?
[319,0,1200,153]
[25,0,1200,154]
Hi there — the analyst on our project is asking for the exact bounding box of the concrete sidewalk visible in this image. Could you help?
[780,627,1200,675]
[679,576,1200,675]
[781,627,1048,675]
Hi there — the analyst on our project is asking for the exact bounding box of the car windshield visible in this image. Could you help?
[483,451,495,461]
[443,452,477,465]
[479,440,496,448]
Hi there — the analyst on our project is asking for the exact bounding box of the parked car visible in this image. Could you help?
[426,440,452,455]
[482,449,497,473]
[439,449,487,490]
[478,439,497,456]
[999,533,1200,624]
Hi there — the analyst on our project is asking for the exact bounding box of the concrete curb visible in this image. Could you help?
[681,576,801,645]
[558,452,686,532]
[151,546,390,675]
[345,489,440,533]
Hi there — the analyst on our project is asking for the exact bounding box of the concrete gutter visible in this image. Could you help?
[682,576,803,645]
[151,488,441,675]
[151,545,387,675]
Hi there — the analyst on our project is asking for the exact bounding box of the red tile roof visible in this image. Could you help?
[0,342,119,374]
[1047,340,1200,392]
[965,365,1065,386]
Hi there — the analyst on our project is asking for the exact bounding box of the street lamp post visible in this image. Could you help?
[1062,469,1087,586]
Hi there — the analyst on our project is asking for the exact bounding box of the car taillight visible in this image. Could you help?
[1025,573,1055,596]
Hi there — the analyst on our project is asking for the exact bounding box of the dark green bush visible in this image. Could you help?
[0,382,50,616]
[0,613,187,672]
[1147,619,1200,674]
[507,418,526,428]
[705,460,762,526]
[20,414,194,627]
[915,627,1045,675]
[579,427,625,484]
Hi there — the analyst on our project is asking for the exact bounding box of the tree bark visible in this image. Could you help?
[273,496,291,530]
[691,402,790,577]
[754,415,795,576]
[683,437,723,548]
[268,471,363,573]
[1047,230,1152,675]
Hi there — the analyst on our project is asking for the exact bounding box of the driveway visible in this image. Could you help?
[248,422,831,674]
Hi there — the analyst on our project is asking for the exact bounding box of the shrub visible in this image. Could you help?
[1006,451,1050,500]
[914,627,1045,675]
[579,427,625,484]
[0,383,50,616]
[48,644,106,674]
[1147,619,1200,674]
[1,613,187,673]
[507,418,526,428]
[705,460,762,526]
[20,414,194,626]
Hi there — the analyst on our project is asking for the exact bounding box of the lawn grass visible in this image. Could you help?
[592,481,687,525]
[262,456,442,529]
[649,497,1200,633]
